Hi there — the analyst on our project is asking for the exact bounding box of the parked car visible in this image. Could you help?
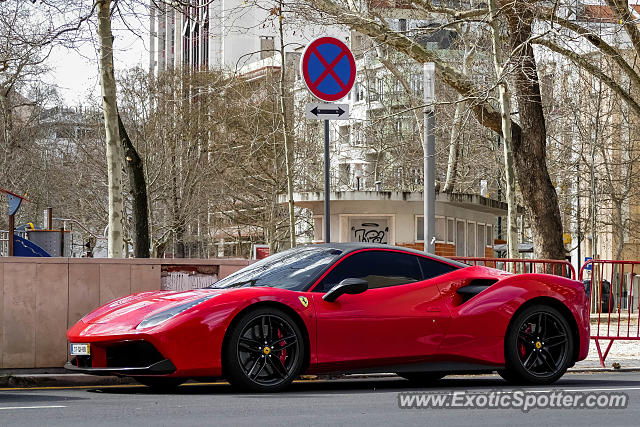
[66,243,590,391]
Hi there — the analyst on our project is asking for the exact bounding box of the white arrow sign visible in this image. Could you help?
[305,103,350,120]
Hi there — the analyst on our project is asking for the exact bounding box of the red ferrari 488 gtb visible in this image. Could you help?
[66,243,589,391]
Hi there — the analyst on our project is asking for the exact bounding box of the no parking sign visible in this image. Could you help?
[300,37,356,102]
[300,37,356,244]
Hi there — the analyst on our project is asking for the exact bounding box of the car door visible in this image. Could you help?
[311,249,452,372]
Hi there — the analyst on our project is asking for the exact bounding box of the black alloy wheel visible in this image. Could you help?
[500,304,573,385]
[224,307,304,392]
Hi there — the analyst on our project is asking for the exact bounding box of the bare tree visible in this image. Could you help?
[488,0,518,258]
[302,0,565,258]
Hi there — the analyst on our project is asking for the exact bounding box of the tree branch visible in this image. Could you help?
[542,9,640,90]
[533,37,640,116]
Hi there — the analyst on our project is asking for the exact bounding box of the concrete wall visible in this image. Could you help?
[0,257,248,369]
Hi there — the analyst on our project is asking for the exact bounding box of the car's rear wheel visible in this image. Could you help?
[397,372,446,383]
[501,304,573,385]
[223,307,304,392]
[134,377,185,391]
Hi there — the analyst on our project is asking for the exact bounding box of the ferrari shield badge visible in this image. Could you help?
[298,296,309,307]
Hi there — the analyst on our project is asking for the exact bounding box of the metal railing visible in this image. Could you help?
[0,230,27,257]
[579,259,640,367]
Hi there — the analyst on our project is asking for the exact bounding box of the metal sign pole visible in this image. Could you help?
[324,119,331,243]
[8,213,14,256]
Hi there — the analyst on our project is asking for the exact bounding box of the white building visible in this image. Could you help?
[149,1,346,73]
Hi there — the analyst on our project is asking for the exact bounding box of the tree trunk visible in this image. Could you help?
[170,144,185,258]
[613,199,624,260]
[278,1,296,248]
[506,2,565,260]
[442,94,463,193]
[97,0,124,258]
[118,114,150,258]
[489,0,519,259]
[443,39,473,193]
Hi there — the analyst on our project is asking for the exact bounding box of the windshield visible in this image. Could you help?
[209,246,343,291]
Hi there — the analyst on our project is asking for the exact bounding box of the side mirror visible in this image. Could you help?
[322,278,368,302]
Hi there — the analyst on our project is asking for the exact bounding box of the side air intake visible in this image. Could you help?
[456,279,499,304]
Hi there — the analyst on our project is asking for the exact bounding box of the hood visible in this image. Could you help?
[81,289,224,325]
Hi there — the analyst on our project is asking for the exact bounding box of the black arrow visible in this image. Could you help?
[311,106,346,117]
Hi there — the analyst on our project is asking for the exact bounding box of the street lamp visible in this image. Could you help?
[348,159,368,191]
[423,62,435,253]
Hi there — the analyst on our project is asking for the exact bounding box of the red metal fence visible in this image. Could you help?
[579,259,640,367]
[450,257,576,280]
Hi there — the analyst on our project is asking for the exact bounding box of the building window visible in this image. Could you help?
[416,215,424,242]
[467,222,476,258]
[477,224,486,256]
[353,123,363,146]
[338,125,349,145]
[398,18,407,32]
[415,215,446,243]
[447,218,455,243]
[313,216,324,242]
[435,216,446,242]
[456,220,466,256]
[202,20,209,67]
[486,224,493,246]
[354,82,364,102]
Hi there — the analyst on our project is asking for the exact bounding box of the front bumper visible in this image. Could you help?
[64,358,176,376]
[65,339,177,376]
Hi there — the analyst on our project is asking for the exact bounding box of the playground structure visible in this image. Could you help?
[0,189,72,257]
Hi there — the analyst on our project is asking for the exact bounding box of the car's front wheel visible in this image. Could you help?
[500,304,574,385]
[223,307,305,392]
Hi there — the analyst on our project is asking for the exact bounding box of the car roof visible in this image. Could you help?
[302,242,469,268]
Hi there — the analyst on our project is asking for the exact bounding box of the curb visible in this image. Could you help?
[0,374,136,388]
[568,367,640,373]
[2,368,640,389]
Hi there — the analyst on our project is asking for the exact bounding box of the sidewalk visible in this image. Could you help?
[573,334,640,370]
[0,370,136,388]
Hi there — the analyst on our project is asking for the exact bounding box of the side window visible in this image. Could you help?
[315,250,422,292]
[418,257,458,280]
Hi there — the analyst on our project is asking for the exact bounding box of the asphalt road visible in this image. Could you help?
[1,372,639,426]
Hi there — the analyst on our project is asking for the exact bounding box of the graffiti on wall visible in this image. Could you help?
[350,219,389,244]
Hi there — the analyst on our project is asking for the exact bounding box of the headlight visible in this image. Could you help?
[136,294,218,330]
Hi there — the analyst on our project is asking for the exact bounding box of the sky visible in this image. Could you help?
[43,10,151,106]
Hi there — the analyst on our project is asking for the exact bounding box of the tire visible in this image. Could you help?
[501,304,574,385]
[397,372,446,383]
[134,377,185,391]
[223,307,305,392]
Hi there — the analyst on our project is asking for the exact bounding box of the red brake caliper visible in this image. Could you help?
[277,329,287,364]
[518,325,531,357]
